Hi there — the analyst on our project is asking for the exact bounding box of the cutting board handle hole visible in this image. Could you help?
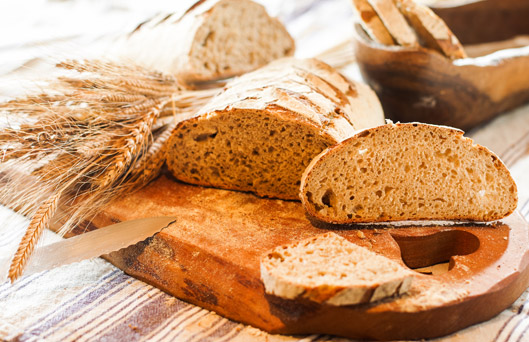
[391,230,480,275]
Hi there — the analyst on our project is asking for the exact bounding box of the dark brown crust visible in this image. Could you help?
[300,123,518,224]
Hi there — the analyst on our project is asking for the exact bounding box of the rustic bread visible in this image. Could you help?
[351,0,395,45]
[300,123,518,223]
[260,232,414,305]
[165,58,385,200]
[117,0,295,83]
[366,0,418,46]
[395,0,467,59]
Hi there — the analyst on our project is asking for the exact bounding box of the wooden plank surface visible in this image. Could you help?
[82,173,529,341]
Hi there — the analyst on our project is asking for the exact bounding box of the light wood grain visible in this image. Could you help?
[65,174,529,341]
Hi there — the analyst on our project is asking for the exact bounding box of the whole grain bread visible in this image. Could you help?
[165,58,385,200]
[260,232,414,305]
[117,0,295,83]
[300,123,518,223]
[395,0,467,59]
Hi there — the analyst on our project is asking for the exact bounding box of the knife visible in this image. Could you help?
[0,216,177,280]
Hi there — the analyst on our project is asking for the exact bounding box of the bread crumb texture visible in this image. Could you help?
[166,58,384,199]
[301,123,518,223]
[260,232,414,305]
[187,0,295,80]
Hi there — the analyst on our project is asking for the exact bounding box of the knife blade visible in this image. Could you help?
[0,216,177,280]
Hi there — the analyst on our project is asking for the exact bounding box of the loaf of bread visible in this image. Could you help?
[365,0,418,46]
[117,0,295,83]
[351,0,395,45]
[260,232,414,305]
[395,0,467,59]
[300,123,517,223]
[165,58,385,200]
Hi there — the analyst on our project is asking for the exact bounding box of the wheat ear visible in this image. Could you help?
[8,190,62,282]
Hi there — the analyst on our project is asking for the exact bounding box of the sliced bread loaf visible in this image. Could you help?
[394,0,467,59]
[300,123,517,223]
[260,232,414,305]
[165,58,385,200]
[117,0,295,83]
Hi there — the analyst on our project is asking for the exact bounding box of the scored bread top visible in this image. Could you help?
[117,0,295,82]
[165,57,385,200]
[300,123,518,223]
[260,232,414,305]
[198,58,385,141]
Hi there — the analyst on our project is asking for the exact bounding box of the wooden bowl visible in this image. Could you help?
[353,0,529,130]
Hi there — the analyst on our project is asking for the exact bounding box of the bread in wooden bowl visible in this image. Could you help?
[353,0,529,130]
[300,122,518,224]
[117,0,295,83]
[261,232,414,305]
[165,57,385,200]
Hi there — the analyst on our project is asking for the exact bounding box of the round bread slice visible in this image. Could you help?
[165,58,385,200]
[117,0,295,82]
[260,232,414,305]
[300,123,518,223]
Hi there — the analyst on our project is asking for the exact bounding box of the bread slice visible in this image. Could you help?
[395,0,467,59]
[117,0,295,83]
[351,0,396,45]
[165,58,385,200]
[366,0,418,46]
[300,123,518,223]
[260,232,414,305]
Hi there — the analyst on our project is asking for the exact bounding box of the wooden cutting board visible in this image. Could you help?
[76,173,529,341]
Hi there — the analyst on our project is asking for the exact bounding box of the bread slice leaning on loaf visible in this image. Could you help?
[116,0,295,82]
[260,232,414,305]
[165,58,385,200]
[300,123,518,223]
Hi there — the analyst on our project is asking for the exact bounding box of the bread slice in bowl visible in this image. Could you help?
[165,58,385,200]
[394,0,467,59]
[118,0,295,83]
[365,0,418,46]
[260,232,414,305]
[351,0,396,45]
[300,123,517,223]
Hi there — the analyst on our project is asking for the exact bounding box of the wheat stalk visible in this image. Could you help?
[1,59,223,281]
[8,190,62,282]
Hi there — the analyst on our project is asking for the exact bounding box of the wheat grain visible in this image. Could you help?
[0,58,224,280]
[8,191,62,282]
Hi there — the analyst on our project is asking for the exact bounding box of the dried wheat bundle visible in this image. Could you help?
[0,59,221,282]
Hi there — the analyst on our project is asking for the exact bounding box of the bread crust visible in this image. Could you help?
[300,123,518,223]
